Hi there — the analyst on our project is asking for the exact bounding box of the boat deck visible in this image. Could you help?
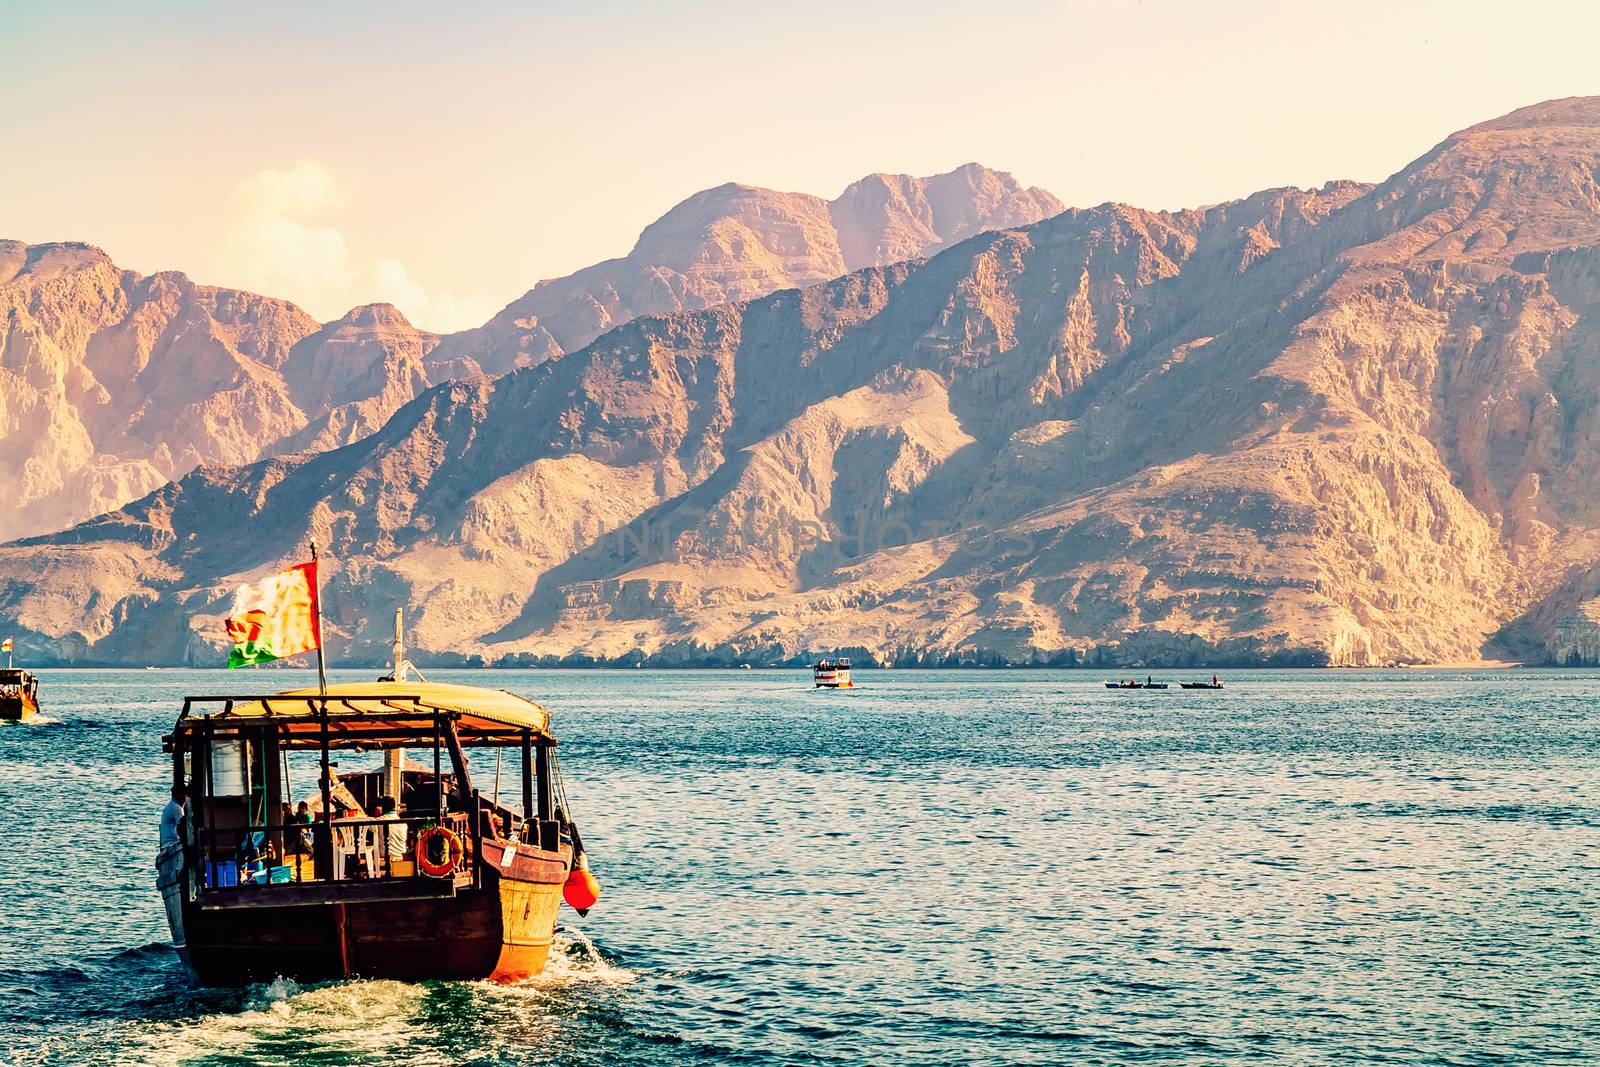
[194,875,461,910]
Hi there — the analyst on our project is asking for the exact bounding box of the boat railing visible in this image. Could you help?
[192,811,476,891]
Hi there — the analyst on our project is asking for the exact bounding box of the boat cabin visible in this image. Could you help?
[813,658,853,688]
[164,682,567,897]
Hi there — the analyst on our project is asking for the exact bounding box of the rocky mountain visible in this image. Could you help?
[0,242,436,541]
[0,165,1059,541]
[13,99,1600,667]
[429,164,1063,376]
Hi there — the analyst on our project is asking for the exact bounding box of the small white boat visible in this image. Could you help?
[813,658,853,688]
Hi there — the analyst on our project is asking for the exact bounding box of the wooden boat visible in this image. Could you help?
[1104,679,1168,690]
[157,674,596,986]
[814,657,853,688]
[0,668,39,721]
[1180,679,1225,689]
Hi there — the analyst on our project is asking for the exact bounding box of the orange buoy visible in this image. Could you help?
[563,855,601,913]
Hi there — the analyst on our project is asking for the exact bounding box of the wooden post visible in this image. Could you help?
[175,699,191,792]
[199,720,214,888]
[535,741,553,822]
[521,731,534,832]
[433,710,443,819]
[317,697,334,876]
[333,902,351,977]
[442,717,474,810]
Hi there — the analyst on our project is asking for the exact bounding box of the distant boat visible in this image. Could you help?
[738,664,752,670]
[1180,678,1224,690]
[1104,678,1168,690]
[814,658,853,688]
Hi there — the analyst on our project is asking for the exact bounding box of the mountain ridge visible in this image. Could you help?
[427,163,1062,377]
[0,163,1060,541]
[12,101,1600,666]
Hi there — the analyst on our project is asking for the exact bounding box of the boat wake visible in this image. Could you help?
[100,933,631,1065]
[118,977,430,1066]
[505,927,634,989]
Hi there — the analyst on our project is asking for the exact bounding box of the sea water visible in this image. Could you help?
[1,668,1597,1065]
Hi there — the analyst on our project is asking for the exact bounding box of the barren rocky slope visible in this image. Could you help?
[12,100,1600,667]
[429,164,1063,375]
[0,166,1058,540]
[0,243,436,540]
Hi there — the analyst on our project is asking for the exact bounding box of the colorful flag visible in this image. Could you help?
[1,638,11,653]
[225,561,321,668]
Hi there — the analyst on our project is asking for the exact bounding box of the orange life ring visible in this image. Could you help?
[416,825,465,877]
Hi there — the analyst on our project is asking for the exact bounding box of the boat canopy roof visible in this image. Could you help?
[0,669,34,683]
[172,680,553,748]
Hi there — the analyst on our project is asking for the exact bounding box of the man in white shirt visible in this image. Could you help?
[156,782,192,971]
[159,783,188,855]
[377,796,408,873]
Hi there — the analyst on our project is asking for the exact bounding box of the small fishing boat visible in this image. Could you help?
[1180,677,1225,690]
[814,658,853,688]
[0,668,39,721]
[1105,677,1168,690]
[156,608,601,986]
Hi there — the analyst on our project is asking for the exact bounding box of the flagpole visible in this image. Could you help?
[309,540,328,698]
[309,539,334,870]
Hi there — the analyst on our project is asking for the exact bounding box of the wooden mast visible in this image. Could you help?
[384,608,406,806]
[309,542,335,869]
[521,731,534,832]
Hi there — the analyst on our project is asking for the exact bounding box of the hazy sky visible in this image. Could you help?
[3,0,1595,331]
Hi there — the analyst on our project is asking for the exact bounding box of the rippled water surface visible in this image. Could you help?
[3,667,1599,1065]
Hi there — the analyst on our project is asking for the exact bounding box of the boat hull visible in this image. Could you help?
[179,846,568,985]
[0,695,37,721]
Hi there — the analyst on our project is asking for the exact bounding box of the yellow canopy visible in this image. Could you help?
[176,680,553,747]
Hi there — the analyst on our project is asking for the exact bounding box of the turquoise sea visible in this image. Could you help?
[2,667,1597,1065]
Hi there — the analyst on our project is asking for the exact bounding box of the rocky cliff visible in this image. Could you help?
[11,101,1600,667]
[0,241,440,541]
[0,165,1058,541]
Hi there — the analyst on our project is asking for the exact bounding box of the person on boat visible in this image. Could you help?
[160,783,189,856]
[377,796,407,872]
[1212,674,1219,687]
[293,801,314,853]
[156,783,192,972]
[1147,674,1152,687]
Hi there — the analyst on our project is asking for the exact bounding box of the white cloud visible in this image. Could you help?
[224,161,495,332]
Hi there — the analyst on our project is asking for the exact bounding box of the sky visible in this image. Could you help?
[2,0,1595,332]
